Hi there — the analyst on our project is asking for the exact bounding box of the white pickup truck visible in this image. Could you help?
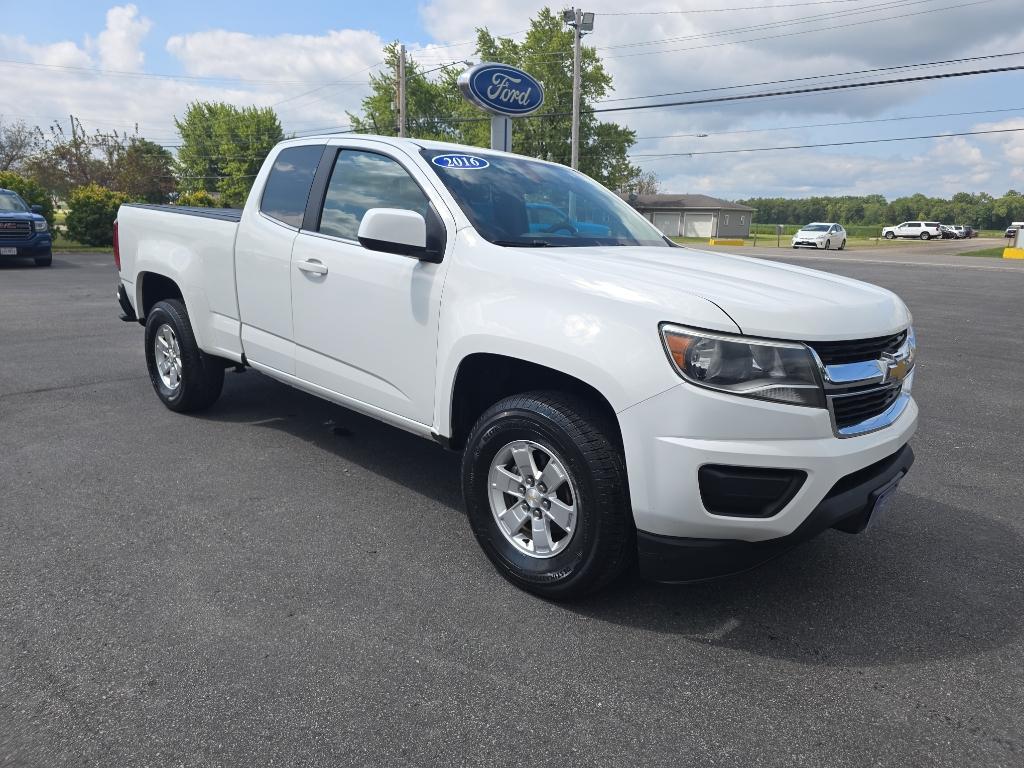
[115,135,917,598]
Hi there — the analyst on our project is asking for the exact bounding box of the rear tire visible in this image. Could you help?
[144,299,224,413]
[34,250,52,267]
[462,391,633,600]
[920,232,930,240]
[839,239,847,250]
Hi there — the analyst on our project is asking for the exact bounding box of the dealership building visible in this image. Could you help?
[623,194,756,239]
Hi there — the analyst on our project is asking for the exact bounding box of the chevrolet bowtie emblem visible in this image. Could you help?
[880,350,912,384]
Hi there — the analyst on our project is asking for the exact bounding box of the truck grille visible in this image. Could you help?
[809,331,906,365]
[0,220,32,241]
[830,383,903,429]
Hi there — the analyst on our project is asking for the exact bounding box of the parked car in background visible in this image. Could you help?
[948,225,968,239]
[962,225,976,238]
[1006,222,1024,238]
[0,188,52,267]
[791,222,847,250]
[939,225,958,239]
[882,221,942,240]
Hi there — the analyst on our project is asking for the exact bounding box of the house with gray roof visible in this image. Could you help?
[622,193,756,239]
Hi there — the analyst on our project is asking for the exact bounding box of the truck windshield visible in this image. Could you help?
[0,192,28,212]
[421,149,668,248]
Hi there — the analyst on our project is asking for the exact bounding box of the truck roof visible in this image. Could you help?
[276,133,562,168]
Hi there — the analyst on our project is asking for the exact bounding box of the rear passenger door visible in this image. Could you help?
[289,144,452,426]
[235,144,326,374]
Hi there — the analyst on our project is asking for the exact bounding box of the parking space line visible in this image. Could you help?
[755,254,1024,271]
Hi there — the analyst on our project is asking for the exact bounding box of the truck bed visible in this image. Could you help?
[125,204,243,223]
[117,202,245,362]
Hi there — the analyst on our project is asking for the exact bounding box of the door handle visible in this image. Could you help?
[297,259,328,275]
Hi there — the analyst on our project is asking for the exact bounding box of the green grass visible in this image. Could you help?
[960,246,1008,258]
[52,233,112,253]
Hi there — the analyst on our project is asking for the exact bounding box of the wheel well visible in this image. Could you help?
[138,272,183,320]
[447,353,621,451]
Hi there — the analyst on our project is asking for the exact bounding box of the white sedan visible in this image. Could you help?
[792,222,846,250]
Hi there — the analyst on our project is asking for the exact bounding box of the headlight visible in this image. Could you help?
[33,219,48,232]
[660,324,824,407]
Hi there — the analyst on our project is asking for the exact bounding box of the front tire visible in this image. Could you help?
[34,250,52,267]
[144,299,224,413]
[824,239,831,250]
[462,392,633,599]
[885,231,896,240]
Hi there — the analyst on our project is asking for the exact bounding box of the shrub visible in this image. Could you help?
[66,184,128,247]
[0,171,54,222]
[175,189,218,207]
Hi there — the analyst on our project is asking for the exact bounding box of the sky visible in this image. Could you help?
[1,0,1023,200]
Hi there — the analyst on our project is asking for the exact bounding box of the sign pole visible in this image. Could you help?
[490,116,512,152]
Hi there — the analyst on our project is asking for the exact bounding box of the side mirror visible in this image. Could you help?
[357,208,431,259]
[30,204,43,214]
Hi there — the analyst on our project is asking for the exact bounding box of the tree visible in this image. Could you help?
[24,117,174,202]
[174,102,284,206]
[113,138,176,204]
[66,184,128,246]
[0,171,54,221]
[619,168,661,196]
[349,8,641,190]
[0,119,41,172]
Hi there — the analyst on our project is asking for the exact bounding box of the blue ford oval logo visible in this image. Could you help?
[458,62,545,117]
[431,154,490,170]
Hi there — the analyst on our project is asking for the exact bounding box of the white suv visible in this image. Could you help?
[882,221,942,240]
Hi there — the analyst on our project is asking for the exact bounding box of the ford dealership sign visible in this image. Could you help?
[458,62,545,117]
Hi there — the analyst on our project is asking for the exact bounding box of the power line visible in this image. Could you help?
[0,57,365,86]
[598,0,935,51]
[597,50,1024,103]
[628,126,1024,158]
[580,62,1024,116]
[599,0,872,13]
[634,106,1024,141]
[601,0,995,59]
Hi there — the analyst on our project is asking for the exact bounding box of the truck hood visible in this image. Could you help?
[542,244,910,341]
[0,211,43,221]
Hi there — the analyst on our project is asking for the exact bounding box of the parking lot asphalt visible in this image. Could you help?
[1,250,1022,767]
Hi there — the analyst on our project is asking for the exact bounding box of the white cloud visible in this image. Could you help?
[92,4,153,72]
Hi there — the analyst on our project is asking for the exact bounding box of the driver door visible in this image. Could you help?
[290,146,453,426]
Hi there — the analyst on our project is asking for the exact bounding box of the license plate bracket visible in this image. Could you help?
[0,247,17,255]
[866,472,904,529]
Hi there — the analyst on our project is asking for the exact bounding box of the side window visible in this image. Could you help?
[740,215,746,225]
[724,214,730,225]
[319,150,430,241]
[907,222,920,228]
[260,145,324,228]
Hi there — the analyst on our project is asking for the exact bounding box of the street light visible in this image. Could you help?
[563,8,594,169]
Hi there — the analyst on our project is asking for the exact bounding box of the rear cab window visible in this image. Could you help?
[260,145,325,228]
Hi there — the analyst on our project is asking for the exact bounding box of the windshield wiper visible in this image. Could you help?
[491,239,553,247]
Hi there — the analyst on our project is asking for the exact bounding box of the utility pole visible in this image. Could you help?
[397,43,407,138]
[563,9,594,169]
[570,11,582,169]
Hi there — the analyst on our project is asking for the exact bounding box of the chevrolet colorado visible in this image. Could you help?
[114,136,917,598]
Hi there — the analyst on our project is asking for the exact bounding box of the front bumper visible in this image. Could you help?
[792,239,825,248]
[619,380,918,539]
[0,233,51,257]
[636,443,914,582]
